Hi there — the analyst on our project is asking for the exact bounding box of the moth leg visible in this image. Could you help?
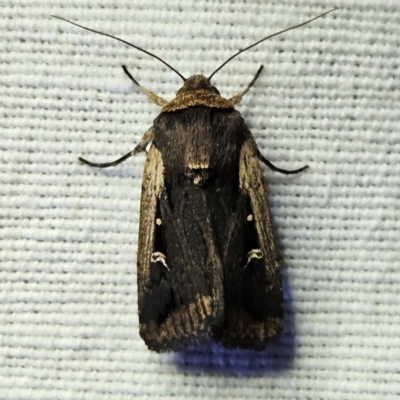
[122,65,168,107]
[229,65,264,106]
[78,126,154,168]
[259,153,309,175]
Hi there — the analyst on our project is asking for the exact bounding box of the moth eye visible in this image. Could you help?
[156,218,162,226]
[247,214,253,222]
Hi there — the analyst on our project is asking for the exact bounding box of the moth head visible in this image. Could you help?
[177,75,220,96]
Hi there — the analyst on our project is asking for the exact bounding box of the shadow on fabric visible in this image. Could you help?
[173,271,296,376]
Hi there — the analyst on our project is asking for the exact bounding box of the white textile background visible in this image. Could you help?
[1,0,399,399]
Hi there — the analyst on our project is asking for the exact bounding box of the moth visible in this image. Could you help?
[54,9,336,352]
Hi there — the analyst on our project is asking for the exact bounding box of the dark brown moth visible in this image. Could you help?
[54,8,337,352]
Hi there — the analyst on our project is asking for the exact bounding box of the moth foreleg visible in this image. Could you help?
[78,126,154,168]
[229,65,264,106]
[122,65,168,107]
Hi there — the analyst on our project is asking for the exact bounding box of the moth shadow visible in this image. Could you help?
[174,271,296,376]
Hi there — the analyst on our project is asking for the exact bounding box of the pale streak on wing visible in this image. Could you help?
[239,139,278,278]
[137,144,164,307]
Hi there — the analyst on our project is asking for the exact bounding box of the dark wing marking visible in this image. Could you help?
[137,145,223,352]
[215,138,283,350]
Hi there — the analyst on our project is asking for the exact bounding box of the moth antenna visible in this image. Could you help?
[52,16,186,81]
[208,7,339,80]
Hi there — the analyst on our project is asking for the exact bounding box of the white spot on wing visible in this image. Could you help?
[151,251,169,271]
[242,249,263,271]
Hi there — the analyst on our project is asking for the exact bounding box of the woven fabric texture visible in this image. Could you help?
[1,0,399,399]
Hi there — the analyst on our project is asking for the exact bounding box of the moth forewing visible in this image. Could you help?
[239,139,279,277]
[199,135,281,350]
[136,144,163,305]
[137,140,224,352]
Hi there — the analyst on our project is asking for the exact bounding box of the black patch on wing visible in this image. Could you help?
[214,187,282,350]
[140,202,174,326]
[139,184,222,352]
